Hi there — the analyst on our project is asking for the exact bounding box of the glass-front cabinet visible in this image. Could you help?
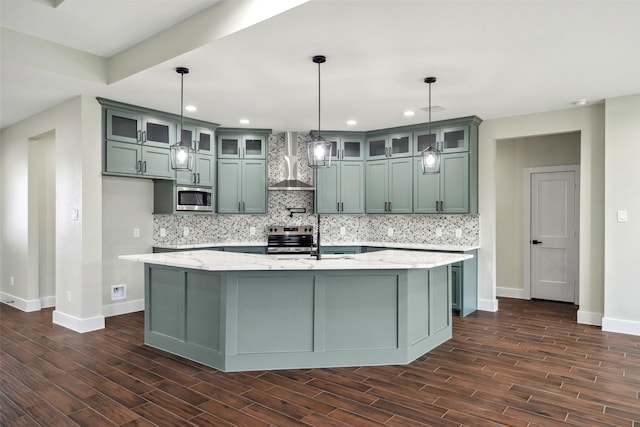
[176,124,216,186]
[217,133,266,159]
[106,109,176,148]
[366,132,412,160]
[414,126,469,155]
[315,132,364,161]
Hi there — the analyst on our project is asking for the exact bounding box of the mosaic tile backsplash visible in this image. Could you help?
[153,133,479,246]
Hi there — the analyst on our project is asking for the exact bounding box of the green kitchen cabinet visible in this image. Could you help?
[176,124,216,186]
[106,108,176,148]
[314,132,365,161]
[450,250,477,317]
[366,158,413,214]
[366,132,412,160]
[414,153,469,214]
[217,133,266,159]
[414,125,469,155]
[105,140,174,179]
[217,159,266,214]
[315,162,365,214]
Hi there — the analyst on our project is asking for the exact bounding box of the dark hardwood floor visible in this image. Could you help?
[1,298,639,426]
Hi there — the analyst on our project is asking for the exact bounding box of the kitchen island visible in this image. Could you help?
[120,250,472,372]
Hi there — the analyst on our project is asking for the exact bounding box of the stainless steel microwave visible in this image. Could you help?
[176,186,212,212]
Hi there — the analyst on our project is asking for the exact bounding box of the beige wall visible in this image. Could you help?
[603,94,640,335]
[0,96,104,331]
[496,133,581,294]
[478,104,605,325]
[102,176,153,315]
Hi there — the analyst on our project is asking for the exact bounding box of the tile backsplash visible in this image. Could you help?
[153,133,479,246]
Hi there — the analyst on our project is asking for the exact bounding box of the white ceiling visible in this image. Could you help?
[2,0,640,132]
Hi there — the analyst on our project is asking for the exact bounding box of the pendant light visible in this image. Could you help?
[421,77,441,174]
[307,55,332,168]
[170,67,194,171]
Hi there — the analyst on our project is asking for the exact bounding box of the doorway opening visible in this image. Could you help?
[495,131,581,303]
[29,131,56,308]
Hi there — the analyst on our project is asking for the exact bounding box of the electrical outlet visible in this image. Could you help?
[387,227,394,237]
[10,276,14,286]
[250,226,256,235]
[455,228,462,238]
[66,291,72,303]
[183,227,190,237]
[111,284,126,301]
[340,226,346,235]
[133,228,140,238]
[435,228,442,237]
[160,227,166,237]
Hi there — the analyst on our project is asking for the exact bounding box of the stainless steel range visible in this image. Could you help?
[266,225,315,254]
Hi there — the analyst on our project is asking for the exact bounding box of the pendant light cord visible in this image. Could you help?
[317,60,321,136]
[180,71,184,143]
[428,81,431,142]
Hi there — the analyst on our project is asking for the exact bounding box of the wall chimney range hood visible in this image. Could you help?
[268,132,315,191]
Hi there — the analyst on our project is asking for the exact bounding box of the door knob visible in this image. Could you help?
[531,239,543,245]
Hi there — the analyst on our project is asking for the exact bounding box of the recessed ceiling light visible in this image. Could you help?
[404,110,415,117]
[573,99,587,106]
[185,105,197,112]
[239,119,250,125]
[346,119,357,126]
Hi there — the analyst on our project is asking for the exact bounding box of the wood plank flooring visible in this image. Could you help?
[1,298,639,426]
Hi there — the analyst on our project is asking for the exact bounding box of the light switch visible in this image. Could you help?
[133,228,140,238]
[617,210,628,222]
[71,208,79,221]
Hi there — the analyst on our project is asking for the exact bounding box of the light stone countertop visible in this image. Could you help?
[154,241,480,252]
[120,249,473,271]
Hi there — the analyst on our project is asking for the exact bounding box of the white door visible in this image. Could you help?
[530,170,577,302]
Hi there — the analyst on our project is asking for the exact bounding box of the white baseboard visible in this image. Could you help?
[52,310,105,333]
[103,299,144,317]
[478,298,499,312]
[41,295,56,308]
[1,292,41,312]
[602,316,640,337]
[496,287,530,299]
[577,309,603,326]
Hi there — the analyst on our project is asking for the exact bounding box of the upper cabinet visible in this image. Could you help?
[99,98,219,182]
[217,132,266,159]
[414,125,469,155]
[106,109,176,148]
[366,132,412,160]
[315,132,365,161]
[176,124,216,186]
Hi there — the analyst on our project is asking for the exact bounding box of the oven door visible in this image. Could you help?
[176,187,212,211]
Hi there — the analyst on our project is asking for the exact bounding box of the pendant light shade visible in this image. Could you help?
[170,67,195,171]
[307,55,332,168]
[421,76,441,174]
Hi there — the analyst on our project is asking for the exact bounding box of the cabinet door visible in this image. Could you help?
[440,126,468,153]
[142,146,174,179]
[217,160,242,213]
[175,168,195,186]
[414,130,438,155]
[106,109,141,144]
[366,137,388,160]
[142,116,176,148]
[365,160,388,213]
[389,133,412,158]
[413,158,440,213]
[341,138,364,161]
[196,154,215,187]
[243,136,266,159]
[316,164,340,213]
[242,160,266,213]
[105,141,141,175]
[441,153,469,213]
[388,158,413,213]
[218,135,241,158]
[340,162,365,213]
[196,128,214,155]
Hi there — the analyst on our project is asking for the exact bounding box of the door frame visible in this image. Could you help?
[523,165,580,302]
